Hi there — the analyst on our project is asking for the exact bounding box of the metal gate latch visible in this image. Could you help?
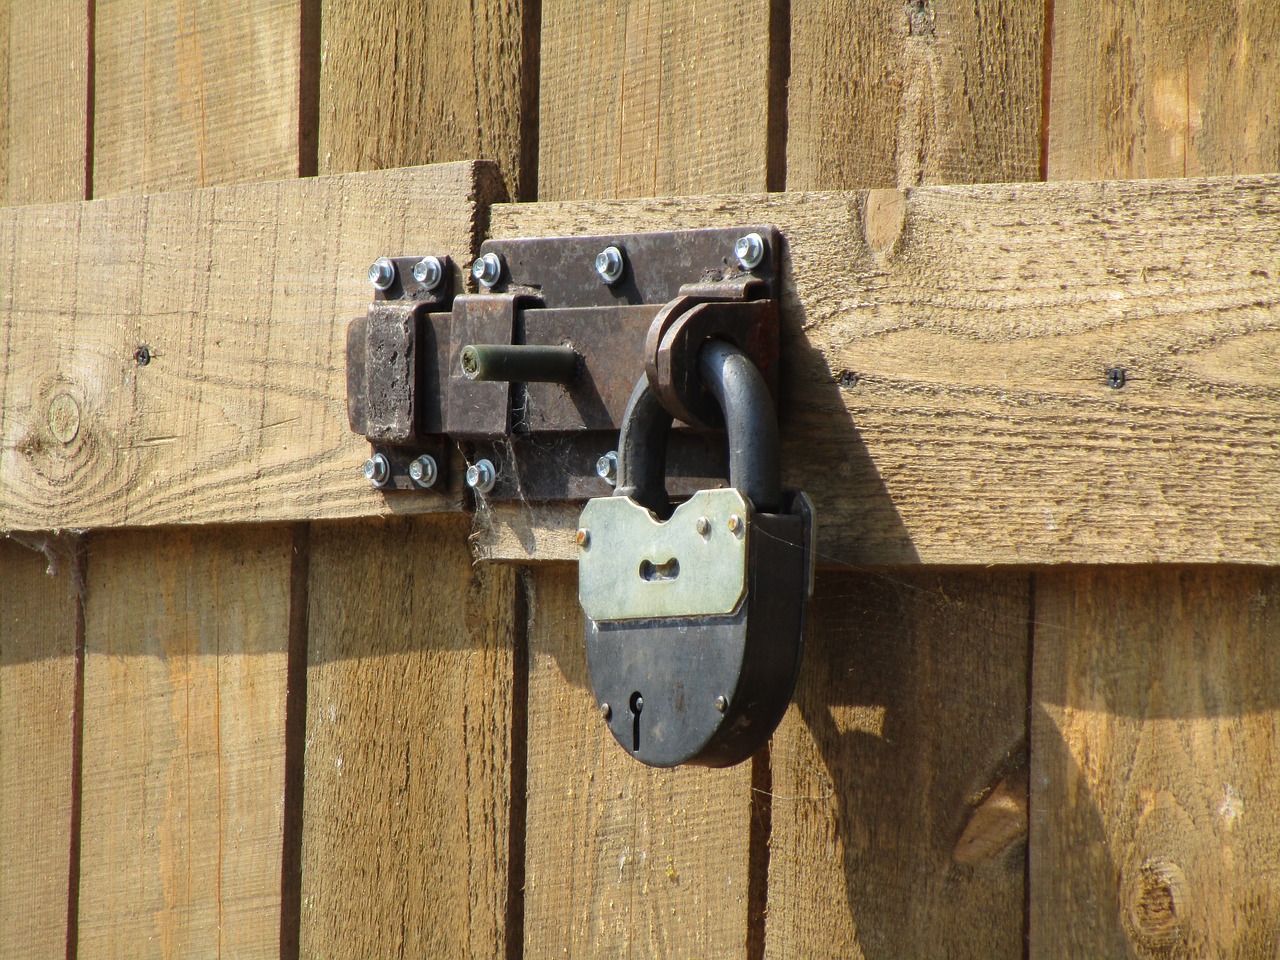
[346,227,813,768]
[347,227,784,500]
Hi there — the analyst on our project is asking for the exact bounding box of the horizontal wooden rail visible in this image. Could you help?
[3,167,1278,565]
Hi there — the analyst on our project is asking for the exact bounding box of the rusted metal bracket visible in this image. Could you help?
[346,227,782,502]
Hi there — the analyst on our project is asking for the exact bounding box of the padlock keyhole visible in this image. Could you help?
[630,691,644,753]
[639,558,680,581]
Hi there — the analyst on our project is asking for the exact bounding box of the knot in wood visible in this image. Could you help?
[1124,858,1188,950]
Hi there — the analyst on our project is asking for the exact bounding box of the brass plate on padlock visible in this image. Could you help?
[578,489,750,622]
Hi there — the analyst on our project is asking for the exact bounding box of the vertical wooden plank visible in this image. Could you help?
[537,1,779,200]
[1047,1,1280,181]
[92,0,307,196]
[1034,6,1280,956]
[522,568,754,957]
[299,517,517,959]
[77,529,291,959]
[1031,570,1280,957]
[787,0,1044,190]
[318,0,537,199]
[0,539,79,960]
[75,4,312,957]
[765,572,1030,959]
[0,0,91,203]
[527,2,788,954]
[299,6,528,956]
[0,3,92,957]
[765,2,1043,955]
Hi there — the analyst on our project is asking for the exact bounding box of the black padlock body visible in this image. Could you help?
[586,507,807,768]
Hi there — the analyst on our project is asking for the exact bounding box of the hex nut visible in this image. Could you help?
[363,453,391,488]
[368,257,397,290]
[596,450,618,485]
[733,232,766,271]
[594,245,626,285]
[412,256,444,291]
[472,252,503,288]
[408,454,438,488]
[466,458,497,494]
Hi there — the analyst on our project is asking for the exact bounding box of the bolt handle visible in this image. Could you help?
[460,344,581,384]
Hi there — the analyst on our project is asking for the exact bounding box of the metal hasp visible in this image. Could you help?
[579,340,816,769]
[346,226,783,500]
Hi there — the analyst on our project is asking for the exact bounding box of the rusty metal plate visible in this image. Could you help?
[479,225,781,309]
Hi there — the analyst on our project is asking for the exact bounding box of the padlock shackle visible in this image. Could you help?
[616,339,781,516]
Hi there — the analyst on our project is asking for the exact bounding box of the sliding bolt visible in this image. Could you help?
[368,257,397,290]
[596,450,618,485]
[412,256,444,291]
[472,252,503,289]
[363,453,391,488]
[594,245,625,285]
[466,458,497,494]
[408,454,438,488]
[733,232,766,271]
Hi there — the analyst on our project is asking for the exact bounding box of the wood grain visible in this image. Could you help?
[318,0,536,200]
[298,516,518,959]
[1031,568,1280,959]
[0,538,79,960]
[1048,1,1280,181]
[0,161,500,530]
[521,566,757,957]
[0,0,90,204]
[76,527,291,959]
[91,0,310,196]
[475,174,1280,565]
[537,0,780,200]
[766,571,1029,958]
[788,0,1044,190]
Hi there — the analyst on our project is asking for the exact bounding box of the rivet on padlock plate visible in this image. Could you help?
[579,340,814,768]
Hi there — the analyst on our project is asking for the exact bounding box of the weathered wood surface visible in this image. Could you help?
[92,0,314,196]
[521,567,760,957]
[299,517,519,959]
[0,0,90,204]
[0,5,90,958]
[1030,10,1280,957]
[520,6,782,952]
[787,0,1044,190]
[476,174,1280,565]
[766,571,1030,958]
[763,8,1037,954]
[76,528,291,959]
[1031,568,1280,958]
[297,7,528,956]
[318,0,536,200]
[1047,1,1280,181]
[0,538,79,960]
[0,162,501,530]
[537,0,785,199]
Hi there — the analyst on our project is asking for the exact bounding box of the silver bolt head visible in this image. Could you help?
[596,450,619,485]
[715,694,729,713]
[408,454,438,488]
[575,528,591,548]
[363,453,391,488]
[368,257,397,290]
[728,514,745,536]
[733,232,766,270]
[594,245,625,285]
[412,256,444,290]
[472,252,503,288]
[466,458,497,493]
[695,516,711,537]
[600,702,612,720]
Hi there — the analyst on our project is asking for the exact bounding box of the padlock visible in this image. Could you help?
[577,340,814,767]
